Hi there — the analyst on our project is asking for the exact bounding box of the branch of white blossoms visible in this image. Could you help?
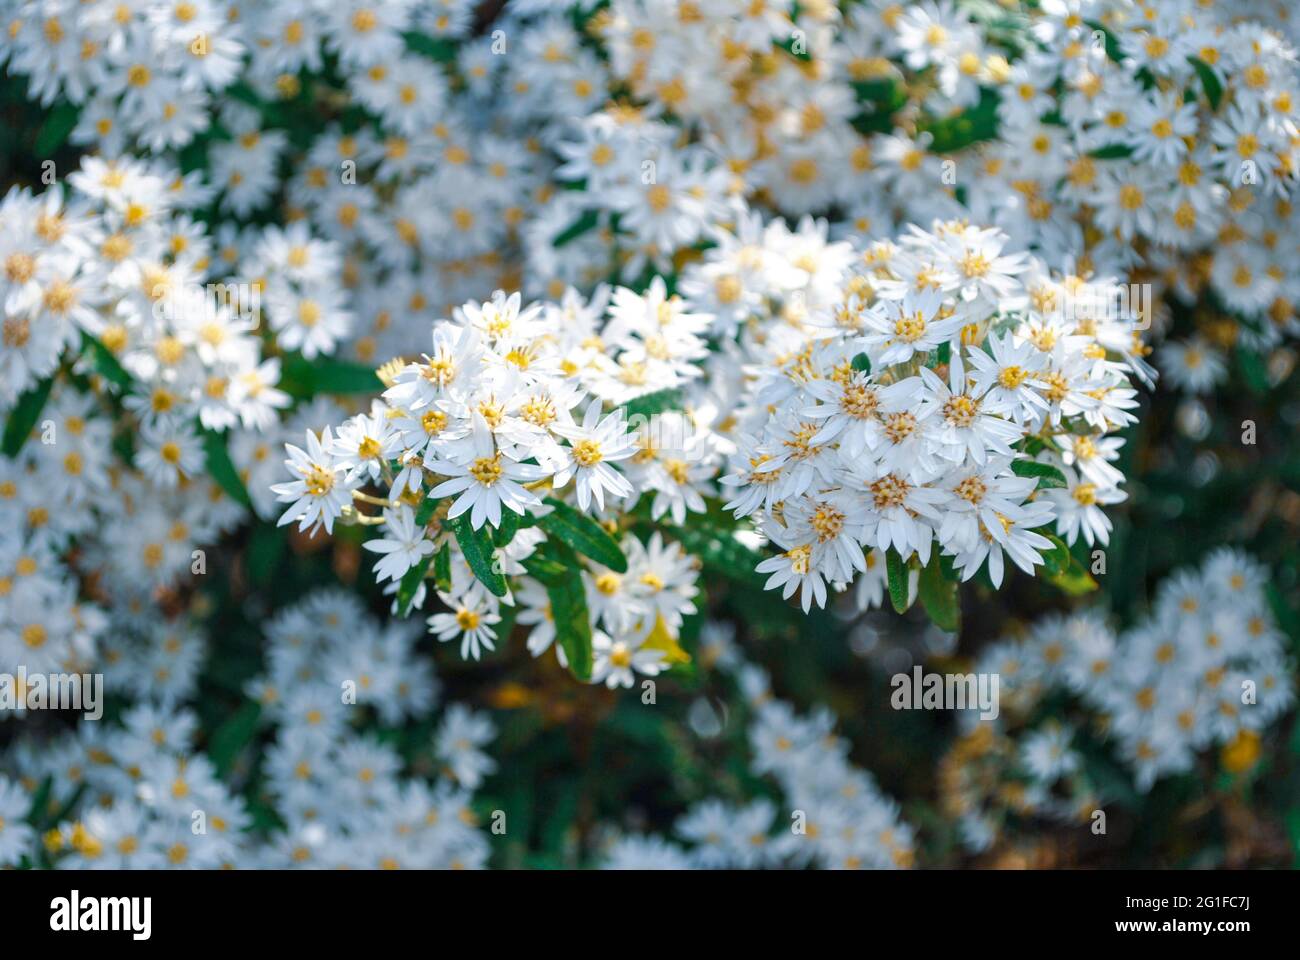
[1,590,497,870]
[949,549,1294,853]
[275,214,1151,678]
[601,622,915,870]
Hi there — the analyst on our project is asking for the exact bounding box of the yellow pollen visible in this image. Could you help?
[571,439,603,467]
[469,454,503,486]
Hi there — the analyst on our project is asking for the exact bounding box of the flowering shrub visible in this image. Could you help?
[1,0,1298,870]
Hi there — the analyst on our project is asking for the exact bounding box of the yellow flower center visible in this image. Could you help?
[571,439,603,467]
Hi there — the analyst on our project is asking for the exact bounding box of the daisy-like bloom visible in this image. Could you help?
[387,323,484,412]
[134,419,204,489]
[434,704,497,789]
[427,418,546,530]
[859,288,963,366]
[918,353,1020,465]
[965,331,1050,424]
[589,629,669,689]
[949,499,1056,588]
[272,428,359,535]
[1157,337,1228,394]
[1044,467,1126,547]
[363,506,434,583]
[935,458,1039,554]
[0,776,36,865]
[1019,725,1080,783]
[332,411,402,483]
[1055,434,1124,488]
[804,373,922,461]
[550,401,635,512]
[428,586,501,661]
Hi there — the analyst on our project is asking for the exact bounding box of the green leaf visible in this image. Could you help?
[494,508,520,549]
[402,31,456,62]
[2,375,55,457]
[1011,459,1067,489]
[886,549,911,614]
[1087,143,1135,160]
[623,388,681,419]
[851,77,908,135]
[81,333,133,390]
[918,554,960,632]
[449,513,508,597]
[851,352,872,373]
[1017,434,1048,456]
[396,552,434,616]
[1040,532,1073,577]
[35,102,79,157]
[25,776,53,826]
[433,542,452,593]
[1047,556,1099,596]
[540,497,627,572]
[553,209,600,247]
[1237,348,1269,396]
[201,429,253,508]
[248,523,285,582]
[1084,20,1123,62]
[279,356,381,398]
[524,544,593,681]
[919,87,1000,153]
[207,701,262,778]
[926,342,951,368]
[1187,56,1223,110]
[414,494,440,527]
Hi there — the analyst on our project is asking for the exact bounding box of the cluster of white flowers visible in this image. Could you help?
[574,0,1300,339]
[716,218,1146,610]
[0,590,497,869]
[947,548,1294,852]
[2,0,1297,870]
[0,153,357,680]
[278,213,1147,669]
[602,622,915,870]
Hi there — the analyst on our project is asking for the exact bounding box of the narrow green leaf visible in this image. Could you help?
[279,356,381,398]
[82,333,133,390]
[433,541,452,593]
[524,545,593,681]
[494,508,520,549]
[414,494,439,527]
[886,549,911,614]
[1084,20,1123,62]
[450,513,508,597]
[207,701,262,777]
[35,102,79,157]
[1011,459,1067,489]
[201,429,253,507]
[1040,532,1073,577]
[919,87,1000,153]
[919,555,960,632]
[1087,143,1135,160]
[1237,348,1269,396]
[25,775,53,826]
[1047,557,1099,596]
[553,209,599,247]
[1188,56,1223,110]
[402,31,456,62]
[396,552,434,615]
[623,388,680,419]
[2,375,55,457]
[540,497,627,572]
